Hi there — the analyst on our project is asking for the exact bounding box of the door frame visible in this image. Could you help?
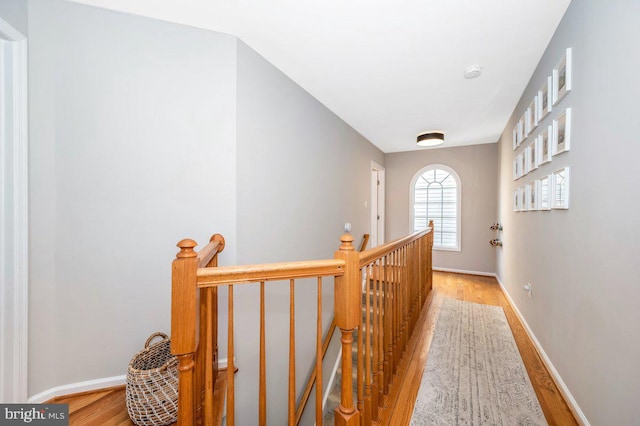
[0,17,29,403]
[370,161,385,247]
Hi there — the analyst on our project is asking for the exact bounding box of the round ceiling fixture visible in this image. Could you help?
[417,131,445,147]
[464,64,482,79]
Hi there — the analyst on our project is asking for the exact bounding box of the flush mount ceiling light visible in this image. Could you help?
[417,131,445,147]
[464,64,482,79]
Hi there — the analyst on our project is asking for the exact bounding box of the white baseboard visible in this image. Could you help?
[28,357,234,404]
[433,266,495,277]
[28,375,126,403]
[494,274,590,426]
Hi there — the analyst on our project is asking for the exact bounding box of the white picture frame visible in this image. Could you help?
[512,126,518,150]
[513,158,519,180]
[527,97,538,133]
[527,141,538,172]
[553,47,572,105]
[517,153,525,179]
[552,108,571,156]
[538,76,553,120]
[552,167,570,209]
[537,125,552,166]
[527,181,538,211]
[513,188,519,211]
[519,185,527,211]
[520,112,529,139]
[539,175,551,211]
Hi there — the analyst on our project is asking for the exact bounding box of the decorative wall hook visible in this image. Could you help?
[489,222,503,231]
[489,239,503,247]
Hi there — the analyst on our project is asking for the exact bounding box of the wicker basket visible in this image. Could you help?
[126,332,179,426]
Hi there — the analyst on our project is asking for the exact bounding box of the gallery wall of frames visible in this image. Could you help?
[512,47,572,212]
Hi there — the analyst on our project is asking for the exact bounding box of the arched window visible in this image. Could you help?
[411,165,461,251]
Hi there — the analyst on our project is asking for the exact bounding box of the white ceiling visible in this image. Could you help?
[68,0,571,153]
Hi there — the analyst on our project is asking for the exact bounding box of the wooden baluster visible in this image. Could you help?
[227,285,235,426]
[376,259,384,407]
[370,264,379,420]
[316,278,323,426]
[333,233,360,426]
[393,250,399,375]
[383,255,391,394]
[357,294,363,426]
[259,281,266,426]
[402,246,408,350]
[203,287,214,426]
[364,265,372,426]
[289,279,296,426]
[172,239,198,426]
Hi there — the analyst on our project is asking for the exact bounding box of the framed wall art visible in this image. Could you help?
[539,175,551,210]
[538,76,553,120]
[527,141,537,172]
[553,47,572,105]
[552,108,571,156]
[552,167,570,209]
[527,181,538,211]
[513,188,520,211]
[519,185,527,211]
[526,97,538,134]
[520,112,529,139]
[537,125,552,165]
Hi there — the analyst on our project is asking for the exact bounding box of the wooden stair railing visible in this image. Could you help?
[171,224,433,425]
[295,233,369,425]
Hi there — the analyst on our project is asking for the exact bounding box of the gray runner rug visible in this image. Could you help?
[410,298,547,425]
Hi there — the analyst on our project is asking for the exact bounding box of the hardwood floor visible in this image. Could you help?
[54,271,577,425]
[383,271,578,425]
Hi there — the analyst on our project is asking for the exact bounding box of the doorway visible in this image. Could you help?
[370,162,385,248]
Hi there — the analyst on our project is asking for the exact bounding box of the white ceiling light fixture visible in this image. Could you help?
[464,64,483,79]
[417,131,445,147]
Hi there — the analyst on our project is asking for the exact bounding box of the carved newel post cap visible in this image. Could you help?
[176,239,197,258]
[339,233,355,251]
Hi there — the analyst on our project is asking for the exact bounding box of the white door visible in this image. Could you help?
[370,162,385,247]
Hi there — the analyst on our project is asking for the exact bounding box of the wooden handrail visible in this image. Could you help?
[196,259,344,287]
[358,228,431,268]
[196,234,225,268]
[294,318,337,424]
[358,234,370,252]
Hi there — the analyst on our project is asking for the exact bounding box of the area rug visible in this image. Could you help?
[410,298,547,425]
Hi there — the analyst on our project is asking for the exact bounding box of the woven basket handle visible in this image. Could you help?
[145,332,169,348]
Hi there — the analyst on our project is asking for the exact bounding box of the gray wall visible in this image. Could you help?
[496,1,640,424]
[386,144,498,274]
[27,0,238,396]
[22,0,385,417]
[235,40,384,424]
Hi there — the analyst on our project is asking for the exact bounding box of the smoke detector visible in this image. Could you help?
[464,64,482,79]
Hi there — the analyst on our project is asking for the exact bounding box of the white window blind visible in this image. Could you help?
[412,166,460,250]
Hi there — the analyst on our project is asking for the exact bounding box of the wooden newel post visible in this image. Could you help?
[333,234,361,426]
[172,239,199,426]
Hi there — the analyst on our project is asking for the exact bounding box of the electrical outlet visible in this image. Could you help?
[524,283,532,298]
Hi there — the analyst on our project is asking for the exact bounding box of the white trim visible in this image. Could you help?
[494,274,590,426]
[433,267,495,277]
[27,357,235,404]
[409,164,461,251]
[28,375,128,403]
[0,17,28,404]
